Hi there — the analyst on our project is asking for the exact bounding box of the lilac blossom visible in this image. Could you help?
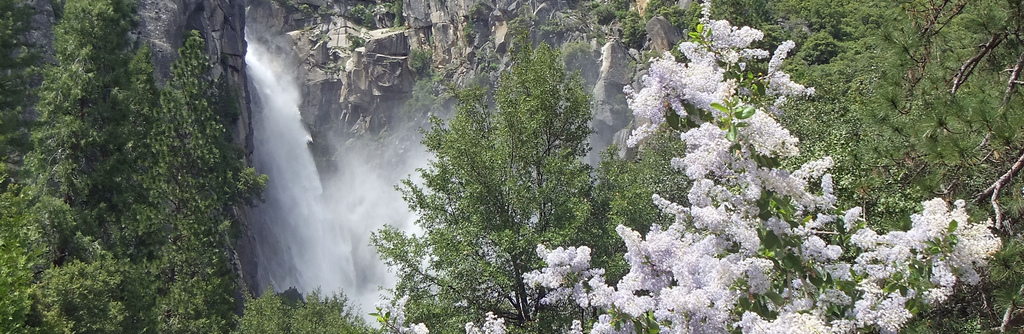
[527,3,1000,334]
[465,312,506,334]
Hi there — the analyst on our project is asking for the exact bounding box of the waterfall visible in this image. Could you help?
[246,39,412,317]
[247,40,351,295]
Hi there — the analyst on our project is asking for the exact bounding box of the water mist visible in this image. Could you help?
[246,39,423,318]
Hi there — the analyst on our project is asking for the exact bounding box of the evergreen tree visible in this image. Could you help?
[26,0,153,260]
[0,0,33,163]
[148,31,264,333]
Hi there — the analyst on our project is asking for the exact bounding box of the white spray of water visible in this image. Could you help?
[246,40,423,318]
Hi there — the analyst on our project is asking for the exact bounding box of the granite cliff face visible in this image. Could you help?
[244,0,686,174]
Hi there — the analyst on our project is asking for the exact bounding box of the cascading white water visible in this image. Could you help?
[247,40,355,294]
[246,39,412,316]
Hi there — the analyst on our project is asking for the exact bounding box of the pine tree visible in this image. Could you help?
[148,31,264,333]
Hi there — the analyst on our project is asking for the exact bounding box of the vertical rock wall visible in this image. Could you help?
[135,0,253,157]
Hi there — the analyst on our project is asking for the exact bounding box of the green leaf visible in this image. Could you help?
[762,230,782,250]
[782,254,802,270]
[809,270,824,288]
[765,291,785,306]
[726,126,738,141]
[666,110,682,131]
[947,220,958,233]
[736,105,756,119]
[710,102,728,113]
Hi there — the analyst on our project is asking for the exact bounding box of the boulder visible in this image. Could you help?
[597,41,631,86]
[645,16,682,54]
[534,3,553,24]
[364,31,410,56]
[366,54,414,95]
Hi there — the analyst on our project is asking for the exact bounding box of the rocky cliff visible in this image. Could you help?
[245,0,690,173]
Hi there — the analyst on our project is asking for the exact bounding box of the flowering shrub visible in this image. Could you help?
[465,312,508,334]
[372,296,429,334]
[525,4,1000,334]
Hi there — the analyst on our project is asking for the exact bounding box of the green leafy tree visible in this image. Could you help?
[0,181,39,333]
[374,42,599,332]
[236,289,369,334]
[33,255,158,333]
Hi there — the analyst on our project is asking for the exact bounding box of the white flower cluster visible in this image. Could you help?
[379,296,513,334]
[377,296,430,334]
[465,312,507,334]
[529,3,1000,334]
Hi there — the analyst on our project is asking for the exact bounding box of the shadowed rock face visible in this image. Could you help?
[134,0,253,156]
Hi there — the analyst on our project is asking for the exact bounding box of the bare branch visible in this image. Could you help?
[951,33,1005,95]
[1002,50,1024,107]
[976,147,1024,229]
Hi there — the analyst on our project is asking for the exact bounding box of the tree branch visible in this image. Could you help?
[1000,283,1024,332]
[951,33,1005,95]
[976,147,1024,229]
[1002,50,1024,107]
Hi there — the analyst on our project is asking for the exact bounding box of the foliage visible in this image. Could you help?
[408,48,433,76]
[148,30,265,333]
[619,10,646,50]
[642,0,689,29]
[384,0,404,27]
[19,0,263,330]
[27,0,153,261]
[34,255,158,333]
[374,42,600,332]
[350,35,366,51]
[0,0,33,162]
[0,181,38,333]
[591,3,616,25]
[236,289,370,334]
[348,4,376,28]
